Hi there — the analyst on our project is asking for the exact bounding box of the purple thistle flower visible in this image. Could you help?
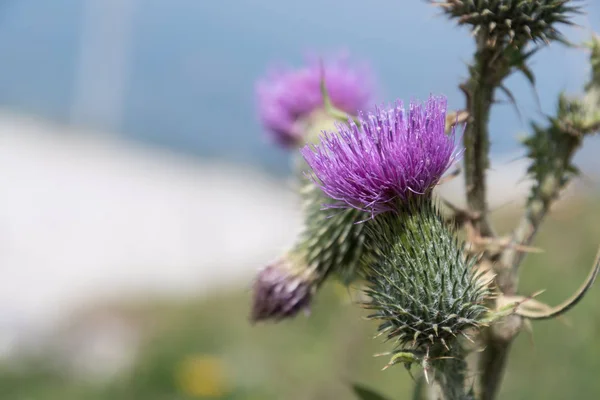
[300,95,459,215]
[256,54,374,148]
[250,258,315,322]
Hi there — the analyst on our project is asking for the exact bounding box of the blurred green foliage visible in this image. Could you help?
[0,198,599,399]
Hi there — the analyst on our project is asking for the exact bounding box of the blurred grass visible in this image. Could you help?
[1,197,599,399]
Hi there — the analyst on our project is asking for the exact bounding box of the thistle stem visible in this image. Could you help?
[462,37,502,239]
[462,34,513,400]
[462,83,493,237]
[436,353,474,400]
[499,138,581,292]
[412,376,428,400]
[477,329,515,400]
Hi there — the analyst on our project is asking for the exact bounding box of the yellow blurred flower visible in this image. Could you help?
[175,355,229,398]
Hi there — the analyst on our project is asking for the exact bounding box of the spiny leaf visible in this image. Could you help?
[498,84,522,122]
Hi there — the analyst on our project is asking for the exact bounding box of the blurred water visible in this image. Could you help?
[0,1,598,175]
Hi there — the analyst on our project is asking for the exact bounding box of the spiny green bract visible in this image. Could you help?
[523,91,600,205]
[433,0,581,44]
[523,121,577,205]
[293,182,371,285]
[523,33,600,204]
[585,34,600,91]
[362,200,489,351]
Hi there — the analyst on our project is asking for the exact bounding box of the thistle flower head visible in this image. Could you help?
[256,54,373,148]
[250,257,315,322]
[301,95,458,215]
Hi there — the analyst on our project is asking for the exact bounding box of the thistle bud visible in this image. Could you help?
[364,200,489,352]
[556,90,600,136]
[251,257,315,322]
[250,183,372,323]
[433,0,581,45]
[298,183,371,286]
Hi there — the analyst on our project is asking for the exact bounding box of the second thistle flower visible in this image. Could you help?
[256,55,374,148]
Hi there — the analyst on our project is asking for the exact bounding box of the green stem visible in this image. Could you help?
[435,353,474,400]
[476,312,524,400]
[462,38,502,239]
[412,376,428,400]
[462,82,493,237]
[499,136,581,293]
[477,336,513,400]
[462,34,514,400]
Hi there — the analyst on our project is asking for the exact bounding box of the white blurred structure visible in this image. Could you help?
[0,111,302,344]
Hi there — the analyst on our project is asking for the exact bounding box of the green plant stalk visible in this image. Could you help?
[433,348,475,400]
[499,140,580,293]
[478,122,596,400]
[460,34,549,400]
[462,35,507,239]
[461,34,508,400]
[482,111,594,396]
[501,86,600,290]
[462,82,493,237]
[478,84,599,400]
[476,313,522,400]
[412,376,428,400]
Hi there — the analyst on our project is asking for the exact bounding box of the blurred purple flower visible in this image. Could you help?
[300,95,458,215]
[250,258,314,322]
[256,54,374,148]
